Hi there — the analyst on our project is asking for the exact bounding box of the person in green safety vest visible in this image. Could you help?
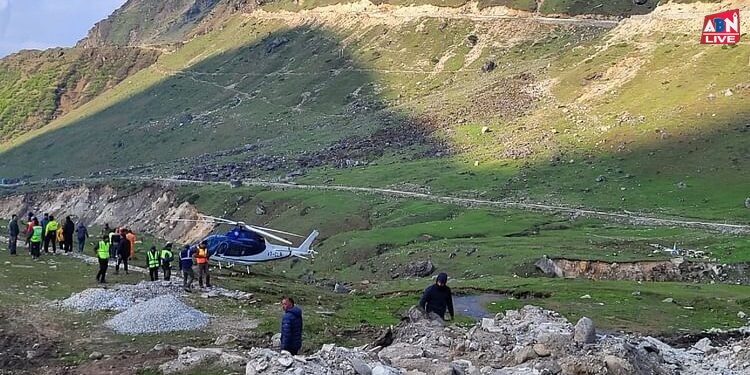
[95,235,110,283]
[44,215,59,254]
[27,218,43,260]
[146,246,160,281]
[160,243,174,281]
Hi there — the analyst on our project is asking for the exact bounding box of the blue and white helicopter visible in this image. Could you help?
[177,214,319,269]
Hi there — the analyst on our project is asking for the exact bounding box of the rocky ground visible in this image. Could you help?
[155,305,750,375]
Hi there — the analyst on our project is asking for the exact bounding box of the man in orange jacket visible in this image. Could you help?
[194,240,211,288]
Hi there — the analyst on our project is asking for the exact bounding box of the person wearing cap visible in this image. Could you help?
[160,242,174,281]
[419,272,455,321]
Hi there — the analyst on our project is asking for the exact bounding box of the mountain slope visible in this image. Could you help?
[0,47,159,140]
[0,0,748,221]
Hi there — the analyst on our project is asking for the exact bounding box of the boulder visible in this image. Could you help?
[350,357,372,375]
[403,260,434,277]
[378,342,424,365]
[604,355,635,375]
[88,351,103,360]
[573,317,596,344]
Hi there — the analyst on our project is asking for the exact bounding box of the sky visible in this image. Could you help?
[0,0,128,58]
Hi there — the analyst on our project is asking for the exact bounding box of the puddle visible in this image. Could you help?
[454,293,506,321]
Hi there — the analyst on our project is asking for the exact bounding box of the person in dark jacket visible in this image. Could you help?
[75,222,89,253]
[115,229,131,275]
[179,245,195,291]
[280,297,303,355]
[418,272,454,321]
[63,216,75,253]
[8,214,19,255]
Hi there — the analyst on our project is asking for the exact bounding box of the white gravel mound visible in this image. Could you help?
[59,281,184,312]
[104,294,209,335]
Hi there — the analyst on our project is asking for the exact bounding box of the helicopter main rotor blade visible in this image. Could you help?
[248,225,304,238]
[242,224,293,245]
[172,219,220,224]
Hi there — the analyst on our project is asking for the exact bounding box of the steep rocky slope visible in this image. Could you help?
[0,47,158,140]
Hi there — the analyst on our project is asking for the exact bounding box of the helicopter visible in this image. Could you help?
[176,215,319,268]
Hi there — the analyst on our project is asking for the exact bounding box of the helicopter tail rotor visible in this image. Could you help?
[292,230,319,258]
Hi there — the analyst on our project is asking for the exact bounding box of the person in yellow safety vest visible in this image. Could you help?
[28,218,43,260]
[194,240,211,288]
[160,243,174,281]
[146,246,160,281]
[44,215,59,254]
[95,235,110,283]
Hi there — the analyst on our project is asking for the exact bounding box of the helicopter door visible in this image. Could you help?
[216,242,229,256]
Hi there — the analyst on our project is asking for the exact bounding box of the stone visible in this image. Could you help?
[89,351,103,360]
[604,355,634,375]
[272,333,281,348]
[533,343,551,357]
[372,365,400,375]
[482,318,502,333]
[595,175,606,182]
[738,311,747,319]
[334,282,352,294]
[277,355,293,367]
[573,317,596,344]
[481,126,491,134]
[214,334,238,346]
[745,198,750,209]
[255,205,266,215]
[662,298,674,303]
[402,260,434,277]
[350,357,372,375]
[481,60,496,73]
[514,345,538,364]
[378,342,424,364]
[693,337,717,354]
[245,362,257,375]
[535,256,560,277]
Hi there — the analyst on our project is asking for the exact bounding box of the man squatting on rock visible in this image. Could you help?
[419,272,454,320]
[280,296,303,355]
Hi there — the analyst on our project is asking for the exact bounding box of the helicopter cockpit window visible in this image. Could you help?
[225,241,265,257]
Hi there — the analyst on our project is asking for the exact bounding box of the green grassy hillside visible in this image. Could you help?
[1,1,748,223]
[0,47,158,140]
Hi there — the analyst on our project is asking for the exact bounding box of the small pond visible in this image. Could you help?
[453,293,507,321]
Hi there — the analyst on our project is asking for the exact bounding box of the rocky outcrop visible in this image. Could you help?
[536,257,750,285]
[160,305,750,374]
[0,184,212,244]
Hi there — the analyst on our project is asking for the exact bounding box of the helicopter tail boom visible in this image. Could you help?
[292,230,319,258]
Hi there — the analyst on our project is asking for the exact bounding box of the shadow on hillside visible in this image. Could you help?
[0,26,445,180]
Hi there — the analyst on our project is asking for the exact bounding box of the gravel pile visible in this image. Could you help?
[59,280,184,312]
[105,294,209,335]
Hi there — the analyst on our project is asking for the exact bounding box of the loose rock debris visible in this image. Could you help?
[159,305,750,374]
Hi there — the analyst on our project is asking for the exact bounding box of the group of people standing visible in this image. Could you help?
[6,213,92,260]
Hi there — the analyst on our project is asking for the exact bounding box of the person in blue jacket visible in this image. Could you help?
[280,296,303,355]
[419,272,455,320]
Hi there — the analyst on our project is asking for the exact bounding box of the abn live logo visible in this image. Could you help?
[702,10,740,44]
